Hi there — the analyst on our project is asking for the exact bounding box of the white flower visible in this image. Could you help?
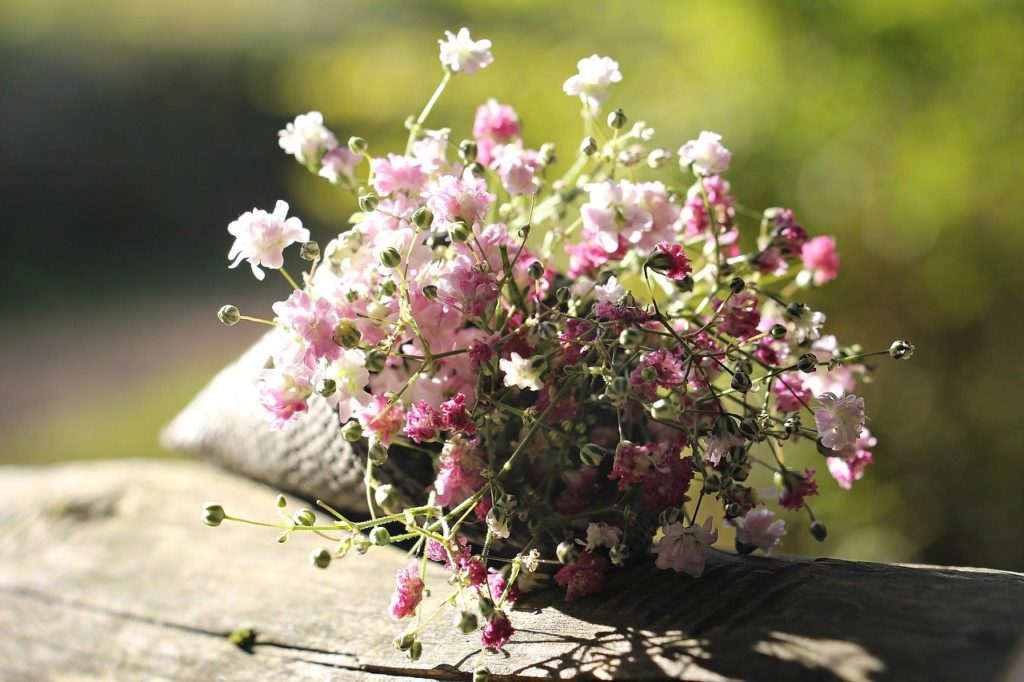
[563,55,622,108]
[499,352,544,391]
[278,112,337,166]
[650,518,718,577]
[593,276,625,305]
[732,509,786,553]
[788,305,827,343]
[577,522,623,552]
[319,147,362,184]
[702,433,746,466]
[678,131,732,176]
[438,28,493,76]
[321,349,372,412]
[227,200,309,280]
[814,392,866,452]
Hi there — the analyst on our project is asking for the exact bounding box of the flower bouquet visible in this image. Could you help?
[200,28,913,671]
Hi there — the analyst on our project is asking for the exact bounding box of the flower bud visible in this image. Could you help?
[368,442,389,466]
[478,597,496,618]
[619,327,643,349]
[703,474,721,493]
[580,443,606,466]
[412,205,434,229]
[769,324,787,340]
[393,633,415,651]
[358,193,379,213]
[640,365,659,382]
[797,353,818,373]
[609,543,630,567]
[468,162,486,177]
[420,284,439,301]
[889,340,914,360]
[293,508,316,526]
[456,610,479,633]
[651,398,676,421]
[449,220,471,243]
[352,534,372,554]
[275,494,287,508]
[310,547,332,569]
[332,319,362,349]
[810,521,828,542]
[348,136,368,154]
[407,640,423,661]
[675,274,695,293]
[556,541,578,565]
[217,305,240,326]
[580,136,598,156]
[529,355,548,375]
[738,418,759,439]
[604,376,629,404]
[607,108,627,129]
[785,302,808,321]
[725,502,743,519]
[645,250,673,273]
[729,276,746,294]
[528,260,545,281]
[486,506,510,538]
[555,286,572,303]
[341,420,363,442]
[379,279,398,297]
[202,503,225,527]
[380,247,402,269]
[730,371,752,394]
[374,484,398,511]
[364,349,387,373]
[300,241,320,261]
[459,139,478,163]
[369,526,391,546]
[540,142,557,166]
[784,415,802,436]
[276,531,289,543]
[474,668,493,682]
[659,507,682,526]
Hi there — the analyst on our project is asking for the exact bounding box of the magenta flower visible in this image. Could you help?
[480,613,515,650]
[779,468,820,510]
[653,242,692,280]
[801,236,841,285]
[388,561,425,620]
[433,438,486,507]
[439,393,476,436]
[554,551,609,601]
[404,400,442,443]
[473,99,520,165]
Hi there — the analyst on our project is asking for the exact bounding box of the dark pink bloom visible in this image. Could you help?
[473,99,520,165]
[388,561,425,620]
[483,570,519,604]
[426,536,470,569]
[480,613,515,650]
[653,242,692,280]
[463,556,487,589]
[771,208,808,253]
[554,551,609,601]
[779,468,820,510]
[555,467,599,515]
[468,335,497,367]
[641,446,694,514]
[629,348,684,402]
[718,292,761,339]
[439,393,476,436]
[800,236,841,285]
[773,377,812,413]
[355,393,405,446]
[594,300,650,326]
[404,400,442,443]
[608,442,654,490]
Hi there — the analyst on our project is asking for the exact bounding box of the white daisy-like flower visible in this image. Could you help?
[499,352,544,391]
[563,55,622,108]
[278,111,337,166]
[438,28,494,76]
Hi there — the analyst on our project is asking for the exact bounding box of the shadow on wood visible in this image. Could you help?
[0,459,1021,681]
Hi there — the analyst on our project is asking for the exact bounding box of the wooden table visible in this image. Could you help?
[1,459,1022,681]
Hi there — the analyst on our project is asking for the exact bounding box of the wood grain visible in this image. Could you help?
[1,459,1021,681]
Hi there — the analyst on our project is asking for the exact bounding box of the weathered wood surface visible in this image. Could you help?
[1,459,1022,682]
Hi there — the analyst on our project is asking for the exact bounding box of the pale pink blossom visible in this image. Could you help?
[272,290,340,366]
[227,201,309,280]
[732,509,786,553]
[580,180,653,254]
[438,28,493,76]
[370,154,428,195]
[354,393,404,446]
[435,255,499,318]
[800,236,841,286]
[492,143,542,196]
[702,433,745,467]
[650,518,718,577]
[827,429,877,489]
[814,392,866,452]
[388,561,424,620]
[678,131,732,176]
[563,55,622,108]
[434,438,486,507]
[257,368,312,431]
[473,99,520,164]
[423,174,494,227]
[319,147,362,184]
[278,111,337,165]
[321,350,372,420]
[578,522,623,552]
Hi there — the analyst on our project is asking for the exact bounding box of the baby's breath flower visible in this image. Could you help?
[438,28,494,76]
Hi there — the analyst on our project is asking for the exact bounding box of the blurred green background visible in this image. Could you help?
[2,0,1022,570]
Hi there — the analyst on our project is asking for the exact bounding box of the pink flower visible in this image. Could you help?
[581,180,653,255]
[272,290,340,366]
[480,613,515,650]
[554,551,609,601]
[423,174,494,227]
[773,376,812,413]
[278,111,336,165]
[732,508,786,553]
[682,175,734,237]
[227,200,309,280]
[319,147,362,184]
[629,348,683,402]
[388,561,425,620]
[257,368,312,431]
[702,433,745,467]
[439,393,476,436]
[563,55,622,108]
[579,522,623,552]
[434,438,486,507]
[608,442,655,489]
[650,518,718,577]
[473,99,520,165]
[370,154,428,196]
[640,446,693,514]
[827,429,877,489]
[779,468,819,510]
[355,393,404,447]
[404,400,442,443]
[771,208,808,253]
[492,143,542,196]
[718,291,760,339]
[435,256,499,318]
[653,242,692,280]
[485,569,519,605]
[800,236,841,285]
[678,131,731,176]
[438,28,493,76]
[814,392,866,451]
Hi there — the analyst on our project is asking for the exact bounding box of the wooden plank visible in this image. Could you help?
[0,459,1022,681]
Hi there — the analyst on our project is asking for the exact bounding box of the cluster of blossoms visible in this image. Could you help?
[206,28,912,672]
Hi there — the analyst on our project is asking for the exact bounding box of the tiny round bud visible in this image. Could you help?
[374,483,398,511]
[729,276,745,294]
[275,494,287,508]
[659,507,682,526]
[529,355,548,375]
[797,353,819,373]
[651,398,676,421]
[369,526,391,546]
[358,193,379,213]
[477,597,496,618]
[580,443,606,467]
[785,302,808,321]
[276,531,289,543]
[810,521,828,542]
[769,324,787,340]
[640,365,659,382]
[412,205,434,229]
[645,250,673,272]
[332,319,362,349]
[528,260,545,281]
[555,286,572,304]
[347,136,368,154]
[607,108,627,129]
[393,633,415,651]
[675,274,695,293]
[784,415,802,436]
[604,376,629,404]
[310,547,332,569]
[703,474,721,493]
[380,247,402,269]
[468,162,486,177]
[725,502,743,519]
[341,420,363,443]
[580,136,598,156]
[731,371,752,394]
[556,541,578,565]
[379,279,398,296]
[537,320,558,340]
[540,142,557,166]
[456,610,478,634]
[619,327,643,349]
[609,543,630,567]
[202,503,225,527]
[449,220,471,243]
[474,668,493,682]
[368,442,389,466]
[738,418,759,439]
[217,305,240,326]
[889,340,914,360]
[364,349,387,373]
[299,241,320,261]
[317,378,337,398]
[459,139,478,163]
[293,508,316,526]
[421,284,439,301]
[407,641,423,661]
